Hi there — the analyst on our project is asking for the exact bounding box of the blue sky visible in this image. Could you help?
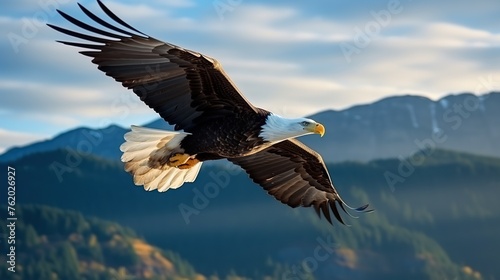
[1,0,500,153]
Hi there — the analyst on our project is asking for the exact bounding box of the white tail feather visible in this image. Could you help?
[120,125,202,192]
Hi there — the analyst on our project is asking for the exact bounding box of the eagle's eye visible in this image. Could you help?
[301,121,310,126]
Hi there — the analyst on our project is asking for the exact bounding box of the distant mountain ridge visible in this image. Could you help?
[303,92,500,162]
[1,92,498,163]
[0,125,128,163]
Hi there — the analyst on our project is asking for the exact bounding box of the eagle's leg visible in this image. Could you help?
[177,158,200,169]
[167,153,190,167]
[167,153,199,169]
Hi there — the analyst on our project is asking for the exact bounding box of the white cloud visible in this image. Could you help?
[202,4,350,43]
[221,58,300,72]
[0,129,47,153]
[151,0,196,8]
[397,22,500,48]
[0,79,151,119]
[97,1,166,19]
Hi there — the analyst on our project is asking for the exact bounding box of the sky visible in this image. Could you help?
[1,0,500,153]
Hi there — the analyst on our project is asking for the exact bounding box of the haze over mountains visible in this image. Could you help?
[1,92,498,163]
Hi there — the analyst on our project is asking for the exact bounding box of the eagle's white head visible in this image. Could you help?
[260,113,325,143]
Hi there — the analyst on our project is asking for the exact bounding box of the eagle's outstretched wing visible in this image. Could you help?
[48,0,258,132]
[229,139,371,225]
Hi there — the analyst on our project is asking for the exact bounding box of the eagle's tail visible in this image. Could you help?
[119,125,202,192]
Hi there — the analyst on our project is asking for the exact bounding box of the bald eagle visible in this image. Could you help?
[49,0,371,225]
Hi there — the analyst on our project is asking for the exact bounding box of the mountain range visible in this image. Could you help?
[1,92,498,163]
[1,148,499,279]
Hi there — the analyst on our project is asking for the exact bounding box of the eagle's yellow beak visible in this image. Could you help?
[315,123,325,137]
[306,123,325,137]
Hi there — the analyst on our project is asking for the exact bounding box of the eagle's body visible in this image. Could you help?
[181,109,269,159]
[49,0,370,225]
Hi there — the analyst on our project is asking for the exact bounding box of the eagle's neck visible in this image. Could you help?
[259,113,312,143]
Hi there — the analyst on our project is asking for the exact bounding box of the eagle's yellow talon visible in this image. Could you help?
[167,153,191,167]
[177,158,200,169]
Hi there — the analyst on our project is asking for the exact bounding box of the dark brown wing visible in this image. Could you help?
[229,139,371,225]
[47,0,257,132]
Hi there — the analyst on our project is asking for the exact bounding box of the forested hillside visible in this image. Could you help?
[0,205,204,280]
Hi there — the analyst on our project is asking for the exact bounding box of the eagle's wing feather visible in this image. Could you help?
[48,0,257,132]
[229,139,371,225]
